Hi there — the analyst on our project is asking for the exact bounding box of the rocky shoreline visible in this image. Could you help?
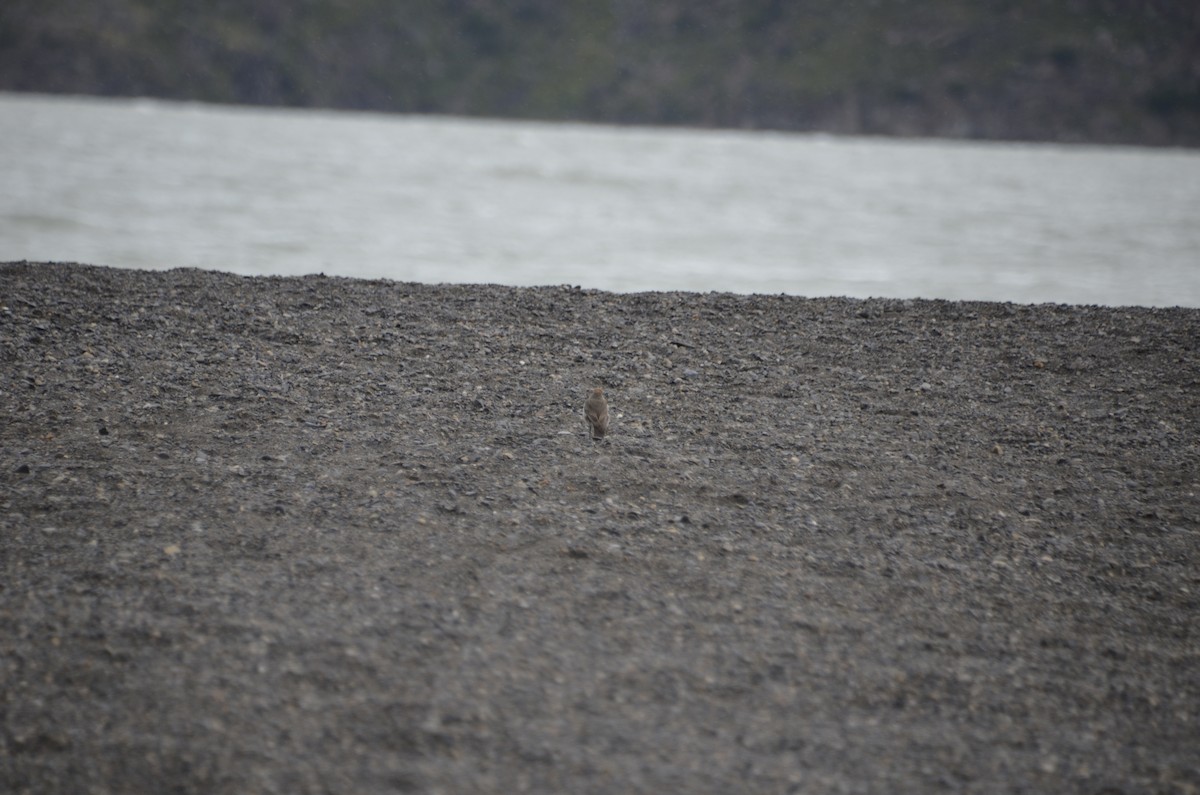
[2,262,1198,793]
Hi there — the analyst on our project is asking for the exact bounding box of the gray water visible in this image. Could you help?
[2,92,1198,306]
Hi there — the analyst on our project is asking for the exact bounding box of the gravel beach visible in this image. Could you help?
[2,262,1198,793]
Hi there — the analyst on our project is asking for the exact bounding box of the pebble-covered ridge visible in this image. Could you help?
[2,262,1198,793]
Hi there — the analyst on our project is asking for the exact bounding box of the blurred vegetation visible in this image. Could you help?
[2,0,1197,145]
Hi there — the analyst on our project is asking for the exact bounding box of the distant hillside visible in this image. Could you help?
[2,0,1198,146]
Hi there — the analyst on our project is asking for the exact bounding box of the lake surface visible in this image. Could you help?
[2,92,1198,306]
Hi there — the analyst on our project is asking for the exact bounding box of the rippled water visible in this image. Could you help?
[2,92,1198,306]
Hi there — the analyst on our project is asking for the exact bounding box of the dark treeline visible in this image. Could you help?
[2,0,1198,145]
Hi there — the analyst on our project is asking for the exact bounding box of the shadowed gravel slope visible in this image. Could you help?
[2,262,1198,793]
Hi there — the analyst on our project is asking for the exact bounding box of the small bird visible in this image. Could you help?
[584,387,609,440]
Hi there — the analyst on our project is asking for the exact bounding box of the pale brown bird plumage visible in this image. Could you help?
[584,387,609,440]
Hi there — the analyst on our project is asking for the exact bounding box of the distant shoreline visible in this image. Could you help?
[4,2,1198,148]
